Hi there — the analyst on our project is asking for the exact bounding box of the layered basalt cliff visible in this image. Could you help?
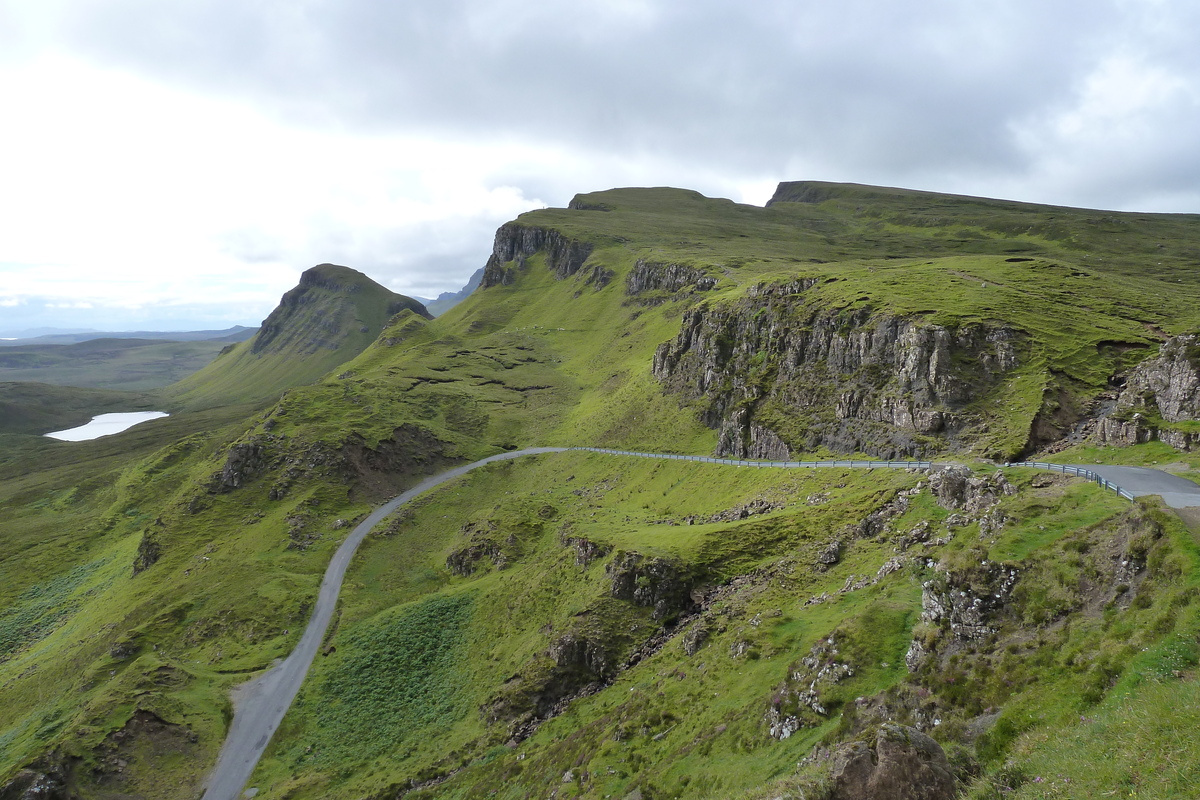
[1097,333,1200,451]
[480,222,595,288]
[652,281,1022,459]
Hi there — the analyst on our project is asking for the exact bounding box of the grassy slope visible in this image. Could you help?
[3,184,1200,798]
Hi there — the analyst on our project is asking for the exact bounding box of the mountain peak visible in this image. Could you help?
[252,265,429,357]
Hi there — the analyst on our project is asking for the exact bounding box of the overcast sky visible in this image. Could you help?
[2,0,1199,334]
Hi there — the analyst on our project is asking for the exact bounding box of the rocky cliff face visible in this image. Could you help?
[652,281,1022,458]
[1097,334,1200,451]
[626,260,717,296]
[480,223,596,288]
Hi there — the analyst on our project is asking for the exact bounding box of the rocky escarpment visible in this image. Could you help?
[480,223,596,288]
[0,757,74,800]
[652,281,1022,459]
[625,260,718,298]
[1096,333,1200,451]
[485,547,696,735]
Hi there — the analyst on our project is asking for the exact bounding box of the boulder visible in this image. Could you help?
[830,724,956,800]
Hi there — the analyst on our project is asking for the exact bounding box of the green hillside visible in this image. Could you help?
[4,184,1200,800]
[166,263,431,409]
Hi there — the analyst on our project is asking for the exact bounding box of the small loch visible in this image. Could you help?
[45,412,170,441]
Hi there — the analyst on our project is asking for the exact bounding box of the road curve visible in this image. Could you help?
[202,446,1200,798]
[201,447,569,800]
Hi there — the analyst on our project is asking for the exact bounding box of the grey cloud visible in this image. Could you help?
[56,0,1185,186]
[290,212,507,299]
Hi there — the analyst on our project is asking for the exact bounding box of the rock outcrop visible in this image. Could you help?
[767,634,856,739]
[606,551,696,620]
[652,282,1022,458]
[828,724,957,800]
[0,758,74,800]
[1097,334,1200,451]
[625,261,717,296]
[929,466,1016,513]
[208,440,269,493]
[480,223,595,288]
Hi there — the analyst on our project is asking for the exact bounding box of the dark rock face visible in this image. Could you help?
[447,542,504,575]
[209,441,269,494]
[480,223,595,288]
[548,630,624,682]
[485,604,644,732]
[131,533,161,576]
[339,424,458,499]
[561,535,612,567]
[830,724,956,800]
[652,282,1021,459]
[606,551,696,620]
[0,760,74,800]
[626,260,717,295]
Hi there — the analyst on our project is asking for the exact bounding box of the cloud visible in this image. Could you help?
[3,0,1200,329]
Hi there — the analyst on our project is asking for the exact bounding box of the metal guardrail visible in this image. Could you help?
[568,449,1136,502]
[1004,461,1136,501]
[570,447,933,470]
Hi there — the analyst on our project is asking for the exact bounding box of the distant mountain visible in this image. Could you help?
[417,268,484,316]
[167,263,431,408]
[0,326,99,338]
[0,326,257,347]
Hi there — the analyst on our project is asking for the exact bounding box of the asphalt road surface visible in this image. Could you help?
[201,446,1200,798]
[1079,464,1200,508]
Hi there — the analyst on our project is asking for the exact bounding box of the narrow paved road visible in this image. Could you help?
[200,447,568,800]
[1080,464,1200,508]
[202,446,1200,798]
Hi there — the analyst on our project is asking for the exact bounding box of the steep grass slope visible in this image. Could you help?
[4,183,1200,799]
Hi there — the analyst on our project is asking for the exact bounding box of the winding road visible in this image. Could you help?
[201,447,1200,799]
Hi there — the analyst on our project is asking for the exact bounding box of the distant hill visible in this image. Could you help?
[418,268,484,316]
[0,326,256,346]
[0,338,241,392]
[166,263,431,408]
